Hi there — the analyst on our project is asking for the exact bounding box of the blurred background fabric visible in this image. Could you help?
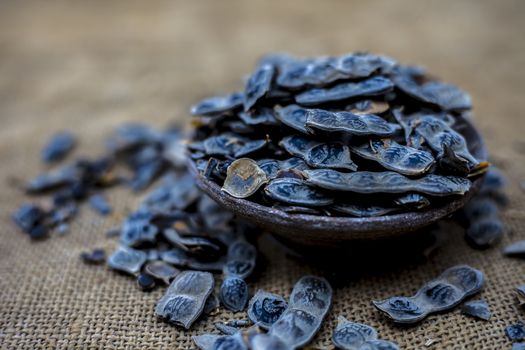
[1,1,524,349]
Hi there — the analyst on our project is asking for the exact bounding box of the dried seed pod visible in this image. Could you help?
[191,92,244,116]
[331,203,397,217]
[295,76,394,105]
[507,322,525,341]
[516,285,525,308]
[160,249,226,272]
[504,241,525,258]
[466,218,503,247]
[394,193,430,209]
[274,104,310,134]
[223,239,257,279]
[88,194,112,216]
[393,75,471,111]
[269,276,332,348]
[304,169,471,196]
[119,212,159,247]
[107,246,147,275]
[203,134,244,156]
[372,265,484,324]
[345,100,390,115]
[155,271,214,329]
[461,299,491,321]
[249,333,288,350]
[265,178,333,207]
[351,139,435,176]
[192,334,223,350]
[414,115,480,173]
[305,109,398,137]
[220,276,249,312]
[80,249,106,265]
[203,293,220,315]
[239,108,278,126]
[163,228,223,257]
[463,197,499,221]
[244,64,275,112]
[248,290,288,329]
[214,322,241,335]
[332,316,378,350]
[41,131,76,163]
[144,260,180,285]
[222,158,268,199]
[234,139,269,158]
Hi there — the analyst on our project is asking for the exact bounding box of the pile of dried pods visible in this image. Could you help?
[189,52,489,217]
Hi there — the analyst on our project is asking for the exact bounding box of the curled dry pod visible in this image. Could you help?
[295,76,394,105]
[107,246,147,276]
[372,265,484,324]
[305,109,398,137]
[155,271,214,329]
[191,92,244,116]
[304,169,471,196]
[393,75,471,111]
[265,178,334,207]
[144,260,180,285]
[248,290,288,329]
[220,276,249,312]
[269,276,332,349]
[461,299,491,321]
[351,139,435,176]
[274,104,310,134]
[222,158,268,199]
[244,64,275,112]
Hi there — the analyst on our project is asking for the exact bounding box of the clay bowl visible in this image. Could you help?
[188,116,487,248]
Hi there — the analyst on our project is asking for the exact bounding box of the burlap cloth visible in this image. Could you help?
[1,1,524,349]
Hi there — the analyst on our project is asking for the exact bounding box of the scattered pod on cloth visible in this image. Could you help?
[304,109,398,137]
[41,131,76,163]
[214,322,242,336]
[163,228,223,257]
[203,293,220,315]
[160,248,226,272]
[223,239,257,279]
[155,271,214,329]
[265,178,334,207]
[107,246,148,275]
[220,276,249,312]
[503,241,525,258]
[466,218,503,247]
[507,322,525,341]
[191,92,244,116]
[88,194,112,216]
[80,249,106,265]
[304,169,472,196]
[295,76,394,105]
[351,139,435,176]
[119,211,159,247]
[144,260,180,285]
[248,290,288,329]
[516,285,525,308]
[222,158,268,199]
[244,64,275,112]
[372,265,484,324]
[331,316,377,349]
[461,299,491,321]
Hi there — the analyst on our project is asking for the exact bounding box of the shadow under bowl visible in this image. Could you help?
[188,116,487,247]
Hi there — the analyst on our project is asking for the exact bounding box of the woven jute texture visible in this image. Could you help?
[1,1,524,349]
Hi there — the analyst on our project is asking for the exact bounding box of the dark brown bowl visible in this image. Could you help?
[188,116,487,247]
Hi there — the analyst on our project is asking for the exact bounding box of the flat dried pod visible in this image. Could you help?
[295,76,394,105]
[269,276,332,348]
[160,249,226,272]
[351,139,435,176]
[331,203,398,217]
[507,322,525,341]
[304,169,472,196]
[463,197,499,221]
[214,322,241,336]
[222,158,268,199]
[466,218,503,247]
[107,246,148,275]
[155,271,214,329]
[220,276,249,312]
[239,108,278,126]
[257,159,280,179]
[193,334,223,350]
[191,92,244,116]
[279,135,319,158]
[414,115,480,173]
[332,316,378,350]
[372,265,484,324]
[234,139,269,158]
[335,53,396,77]
[305,109,398,137]
[163,228,223,256]
[119,211,159,247]
[203,293,220,315]
[249,333,288,350]
[461,299,491,321]
[41,131,76,163]
[203,134,244,156]
[144,260,180,285]
[393,75,471,111]
[223,239,257,279]
[274,104,310,134]
[244,64,275,112]
[394,193,430,209]
[265,178,334,207]
[248,290,288,329]
[306,143,357,171]
[503,241,525,258]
